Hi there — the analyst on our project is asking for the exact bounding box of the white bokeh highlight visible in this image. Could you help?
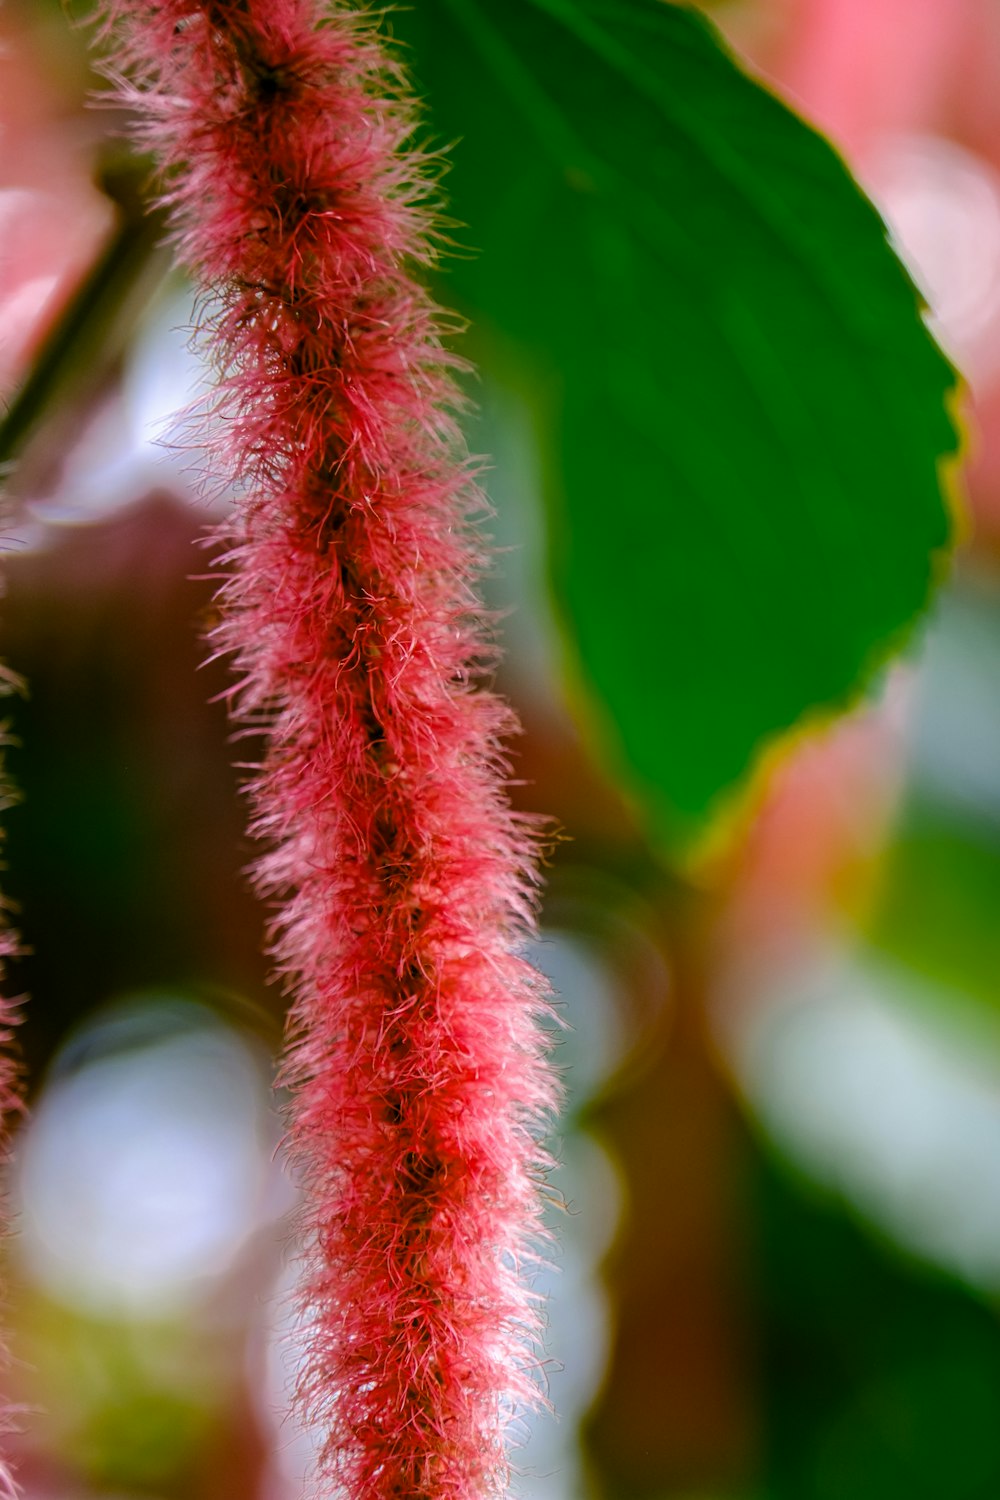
[16,999,287,1317]
[728,948,1000,1293]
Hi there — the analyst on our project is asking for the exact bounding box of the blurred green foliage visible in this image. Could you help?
[758,1153,1000,1500]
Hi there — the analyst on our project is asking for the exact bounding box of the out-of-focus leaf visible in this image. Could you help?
[758,1150,1000,1500]
[868,800,1000,1019]
[864,583,1000,1030]
[394,0,959,848]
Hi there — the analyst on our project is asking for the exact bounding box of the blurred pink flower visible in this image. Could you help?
[776,0,972,161]
[0,11,111,396]
[97,2,556,1497]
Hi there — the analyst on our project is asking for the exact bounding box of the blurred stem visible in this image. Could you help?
[583,881,758,1498]
[0,161,170,471]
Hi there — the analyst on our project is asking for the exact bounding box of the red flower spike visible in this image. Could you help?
[0,669,23,1500]
[96,4,558,1497]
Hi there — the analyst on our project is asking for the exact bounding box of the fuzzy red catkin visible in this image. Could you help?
[97,2,558,1496]
[0,672,22,1500]
[0,973,19,1500]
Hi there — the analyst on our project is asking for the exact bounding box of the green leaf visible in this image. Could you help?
[864,584,1000,1028]
[393,0,960,849]
[868,800,1000,1020]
